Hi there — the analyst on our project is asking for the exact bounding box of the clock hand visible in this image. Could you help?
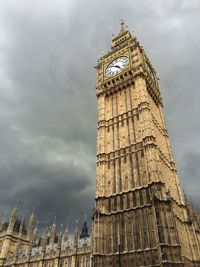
[114,65,122,70]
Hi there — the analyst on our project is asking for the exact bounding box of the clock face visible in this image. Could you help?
[105,56,129,77]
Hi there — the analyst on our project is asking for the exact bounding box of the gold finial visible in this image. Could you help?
[120,18,126,33]
[120,18,125,27]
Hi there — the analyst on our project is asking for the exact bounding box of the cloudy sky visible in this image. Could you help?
[0,0,199,233]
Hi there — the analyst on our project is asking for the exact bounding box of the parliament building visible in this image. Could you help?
[0,21,199,267]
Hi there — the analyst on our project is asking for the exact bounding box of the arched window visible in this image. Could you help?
[86,255,90,267]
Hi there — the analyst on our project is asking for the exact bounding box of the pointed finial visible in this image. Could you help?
[100,50,104,57]
[120,18,127,33]
[59,224,63,236]
[53,215,56,225]
[1,217,5,224]
[64,224,69,242]
[31,206,35,216]
[120,18,125,27]
[46,226,50,235]
[84,214,87,221]
[29,207,35,224]
[16,197,20,208]
[35,220,38,231]
[74,219,79,234]
[19,217,24,233]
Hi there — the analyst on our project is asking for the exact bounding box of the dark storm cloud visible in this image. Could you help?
[0,0,199,233]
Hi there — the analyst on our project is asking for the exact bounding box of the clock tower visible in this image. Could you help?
[92,20,200,266]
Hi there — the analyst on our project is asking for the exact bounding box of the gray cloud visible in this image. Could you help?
[0,0,199,233]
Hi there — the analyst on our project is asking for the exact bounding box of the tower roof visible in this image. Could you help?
[111,19,133,50]
[80,216,89,239]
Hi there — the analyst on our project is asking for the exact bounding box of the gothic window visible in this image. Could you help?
[139,190,143,206]
[146,189,150,203]
[144,222,148,248]
[113,197,117,211]
[108,198,111,212]
[59,259,64,267]
[77,257,82,267]
[127,194,130,209]
[86,256,90,267]
[135,215,141,249]
[120,195,123,210]
[132,192,136,207]
[68,257,72,267]
[108,161,110,169]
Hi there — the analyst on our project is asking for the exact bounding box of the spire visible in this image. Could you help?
[74,220,79,245]
[111,19,132,49]
[120,18,126,33]
[32,221,38,245]
[41,231,47,252]
[49,218,56,244]
[34,220,38,231]
[0,217,5,232]
[29,207,35,223]
[10,204,18,221]
[64,225,69,242]
[7,204,18,232]
[19,217,24,234]
[80,214,89,239]
[27,208,35,238]
[58,224,63,248]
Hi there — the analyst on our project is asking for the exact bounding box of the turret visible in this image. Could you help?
[0,217,5,232]
[58,224,63,249]
[41,232,47,253]
[80,215,89,239]
[19,218,24,234]
[32,222,38,245]
[7,205,18,233]
[14,223,23,263]
[27,209,35,238]
[73,221,79,246]
[64,225,69,242]
[49,222,56,244]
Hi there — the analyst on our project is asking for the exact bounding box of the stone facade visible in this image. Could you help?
[92,21,200,266]
[0,21,200,267]
[0,208,91,267]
